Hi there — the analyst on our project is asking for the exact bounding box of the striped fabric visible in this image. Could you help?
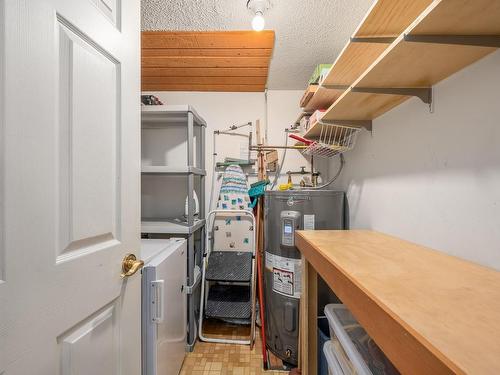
[217,165,252,210]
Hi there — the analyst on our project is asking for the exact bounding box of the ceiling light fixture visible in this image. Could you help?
[247,0,270,32]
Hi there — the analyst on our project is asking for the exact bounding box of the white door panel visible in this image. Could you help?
[60,304,120,375]
[91,0,120,28]
[0,0,4,285]
[58,18,120,259]
[0,0,140,374]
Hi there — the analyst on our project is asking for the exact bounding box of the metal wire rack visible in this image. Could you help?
[302,121,362,158]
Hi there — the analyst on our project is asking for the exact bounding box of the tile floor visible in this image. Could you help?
[180,320,288,375]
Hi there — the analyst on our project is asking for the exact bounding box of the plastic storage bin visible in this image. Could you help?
[323,340,344,375]
[318,316,331,375]
[324,304,399,375]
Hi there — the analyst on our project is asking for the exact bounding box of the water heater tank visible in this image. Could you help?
[263,190,345,366]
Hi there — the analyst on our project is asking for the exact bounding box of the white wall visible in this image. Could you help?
[332,50,500,270]
[266,90,329,187]
[144,90,308,211]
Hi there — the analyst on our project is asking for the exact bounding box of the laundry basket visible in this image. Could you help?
[324,304,400,375]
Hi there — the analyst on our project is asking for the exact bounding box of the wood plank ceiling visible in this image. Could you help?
[141,31,275,92]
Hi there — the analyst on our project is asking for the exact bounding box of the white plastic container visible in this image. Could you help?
[323,340,344,375]
[324,304,399,375]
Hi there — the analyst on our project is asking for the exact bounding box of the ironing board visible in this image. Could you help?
[217,164,252,210]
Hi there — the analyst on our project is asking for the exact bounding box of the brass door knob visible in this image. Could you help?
[121,254,144,278]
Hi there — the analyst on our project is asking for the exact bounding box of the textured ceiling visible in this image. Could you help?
[141,0,375,89]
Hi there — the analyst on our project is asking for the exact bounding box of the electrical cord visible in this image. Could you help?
[270,131,288,190]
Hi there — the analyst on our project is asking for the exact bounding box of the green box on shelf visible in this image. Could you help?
[308,64,333,85]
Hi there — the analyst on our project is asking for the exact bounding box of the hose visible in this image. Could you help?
[270,132,345,190]
[305,153,345,190]
[208,131,218,212]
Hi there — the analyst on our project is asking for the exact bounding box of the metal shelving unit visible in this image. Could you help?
[141,104,206,351]
[141,166,206,176]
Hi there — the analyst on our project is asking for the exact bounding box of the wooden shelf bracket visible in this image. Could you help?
[350,36,397,44]
[403,34,500,48]
[351,87,432,106]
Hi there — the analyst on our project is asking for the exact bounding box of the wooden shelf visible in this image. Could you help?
[323,0,434,88]
[299,85,318,108]
[299,120,335,141]
[352,0,433,38]
[322,90,408,121]
[296,230,500,374]
[300,123,320,141]
[302,86,343,112]
[323,0,500,122]
[300,0,434,117]
[321,42,388,89]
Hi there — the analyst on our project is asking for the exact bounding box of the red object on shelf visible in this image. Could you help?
[288,133,315,145]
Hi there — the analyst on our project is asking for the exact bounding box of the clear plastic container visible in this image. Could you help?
[324,304,400,375]
[318,317,331,375]
[323,340,345,375]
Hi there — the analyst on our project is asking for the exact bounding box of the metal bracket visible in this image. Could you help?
[321,84,349,90]
[350,36,397,44]
[404,34,500,48]
[318,119,372,132]
[351,87,432,105]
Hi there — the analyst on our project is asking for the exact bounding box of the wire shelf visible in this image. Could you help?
[302,121,362,158]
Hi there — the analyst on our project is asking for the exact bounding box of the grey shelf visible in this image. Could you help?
[141,105,207,127]
[141,166,206,176]
[141,103,206,352]
[141,218,205,235]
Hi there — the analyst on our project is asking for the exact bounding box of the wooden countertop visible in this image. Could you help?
[295,230,500,375]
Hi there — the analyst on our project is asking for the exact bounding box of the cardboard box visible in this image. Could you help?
[300,85,318,108]
[266,150,278,164]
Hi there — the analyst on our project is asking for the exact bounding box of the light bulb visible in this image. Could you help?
[252,12,265,31]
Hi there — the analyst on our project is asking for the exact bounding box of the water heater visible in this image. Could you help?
[263,190,345,366]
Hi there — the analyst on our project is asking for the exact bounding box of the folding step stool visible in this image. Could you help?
[199,165,256,345]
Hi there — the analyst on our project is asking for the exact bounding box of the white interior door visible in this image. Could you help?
[0,0,141,374]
